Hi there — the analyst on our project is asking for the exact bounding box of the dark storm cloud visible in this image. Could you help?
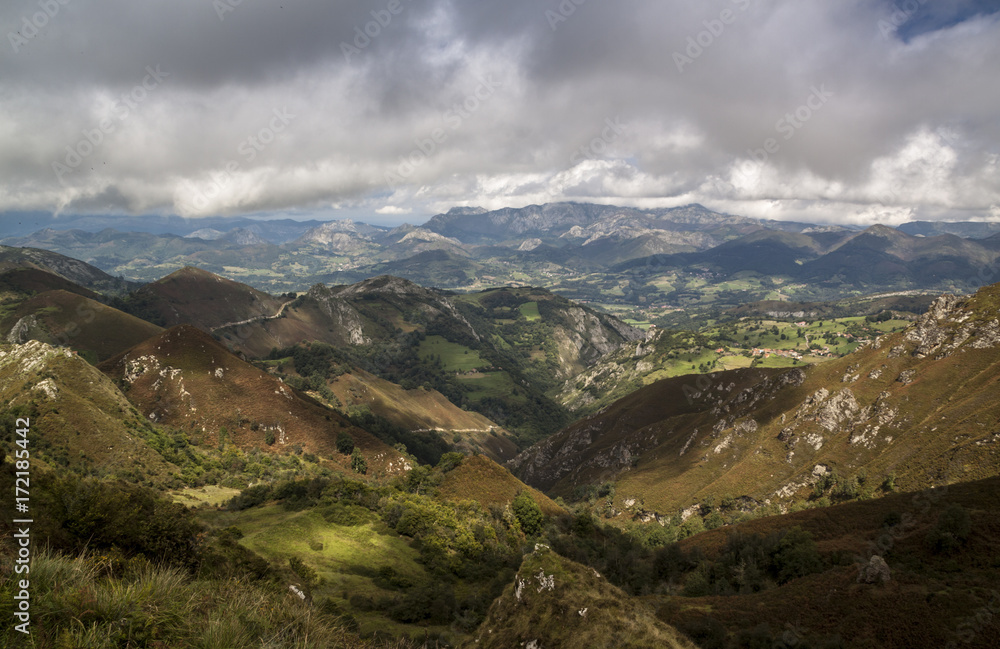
[0,0,997,225]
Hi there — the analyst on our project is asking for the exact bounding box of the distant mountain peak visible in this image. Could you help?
[218,227,268,246]
[445,206,487,216]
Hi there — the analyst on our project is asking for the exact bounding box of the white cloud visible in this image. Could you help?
[375,205,412,215]
[0,0,997,225]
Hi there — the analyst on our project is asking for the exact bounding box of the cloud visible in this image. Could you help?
[375,205,412,215]
[0,0,998,225]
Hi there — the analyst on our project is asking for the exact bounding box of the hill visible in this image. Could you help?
[2,289,163,362]
[0,266,102,302]
[0,244,134,295]
[511,282,1000,521]
[898,220,1000,239]
[654,474,1000,649]
[325,369,519,462]
[208,273,641,445]
[0,339,181,483]
[98,325,407,475]
[10,205,998,316]
[126,266,287,330]
[467,544,696,648]
[437,454,563,516]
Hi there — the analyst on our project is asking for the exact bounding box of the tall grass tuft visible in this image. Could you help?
[0,548,414,649]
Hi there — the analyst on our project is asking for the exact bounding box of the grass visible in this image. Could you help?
[418,335,484,372]
[458,371,520,402]
[199,504,446,639]
[0,548,409,649]
[518,301,541,321]
[437,454,564,516]
[170,485,242,507]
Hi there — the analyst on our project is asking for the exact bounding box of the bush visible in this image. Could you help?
[350,448,367,475]
[925,504,972,554]
[437,452,465,472]
[336,431,355,455]
[227,484,273,511]
[512,492,544,537]
[772,526,823,583]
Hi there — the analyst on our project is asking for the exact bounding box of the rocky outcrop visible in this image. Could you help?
[902,292,1000,359]
[857,555,891,585]
[305,285,369,345]
[6,315,38,344]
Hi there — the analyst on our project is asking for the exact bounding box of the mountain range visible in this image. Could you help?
[7,204,1000,316]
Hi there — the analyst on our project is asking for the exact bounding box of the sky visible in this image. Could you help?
[1,0,999,227]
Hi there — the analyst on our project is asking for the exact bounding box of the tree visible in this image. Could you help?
[512,492,544,536]
[772,526,822,583]
[350,448,367,475]
[336,431,355,455]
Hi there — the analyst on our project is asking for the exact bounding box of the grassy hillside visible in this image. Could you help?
[325,368,519,462]
[0,339,181,484]
[0,549,408,649]
[467,544,696,649]
[512,283,1000,526]
[0,267,102,303]
[216,276,641,447]
[558,311,913,415]
[437,454,564,516]
[195,467,545,645]
[0,244,135,295]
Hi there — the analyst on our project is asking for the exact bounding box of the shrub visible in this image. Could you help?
[350,448,367,475]
[925,504,972,554]
[772,526,823,583]
[437,452,465,473]
[336,431,355,455]
[512,492,544,537]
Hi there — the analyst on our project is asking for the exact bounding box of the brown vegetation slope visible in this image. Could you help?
[328,369,518,462]
[131,266,286,330]
[658,475,1000,649]
[3,289,163,362]
[99,325,407,476]
[437,454,564,516]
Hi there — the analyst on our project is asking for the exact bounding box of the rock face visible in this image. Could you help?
[857,555,891,585]
[902,293,1000,359]
[6,314,38,344]
[468,545,696,649]
[304,284,370,345]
